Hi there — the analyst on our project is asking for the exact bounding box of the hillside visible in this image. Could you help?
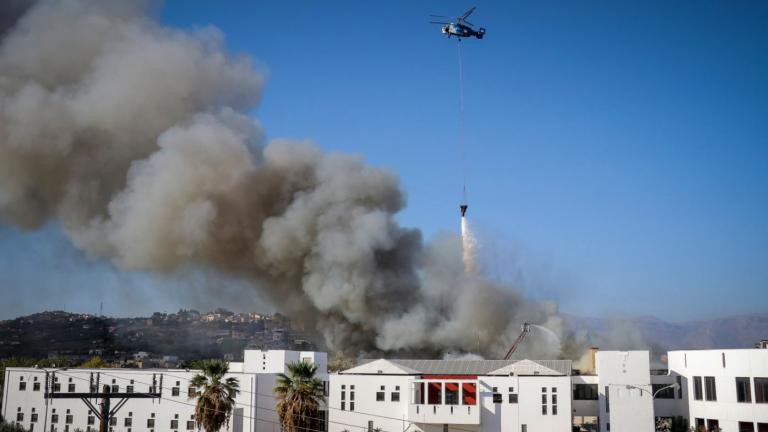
[0,310,316,362]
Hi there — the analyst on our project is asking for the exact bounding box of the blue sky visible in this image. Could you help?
[2,0,767,320]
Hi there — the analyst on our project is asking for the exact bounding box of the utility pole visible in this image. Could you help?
[99,386,111,432]
[45,372,162,432]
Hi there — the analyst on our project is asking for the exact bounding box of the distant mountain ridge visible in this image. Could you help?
[561,312,768,352]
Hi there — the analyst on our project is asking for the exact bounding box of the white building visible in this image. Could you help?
[667,348,768,432]
[4,344,767,432]
[329,345,768,432]
[1,349,327,432]
[329,358,573,432]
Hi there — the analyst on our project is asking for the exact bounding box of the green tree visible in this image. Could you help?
[188,360,240,432]
[80,356,106,368]
[274,361,326,432]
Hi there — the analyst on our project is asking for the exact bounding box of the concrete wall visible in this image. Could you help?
[596,351,654,432]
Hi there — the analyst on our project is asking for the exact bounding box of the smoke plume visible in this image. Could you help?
[0,0,564,358]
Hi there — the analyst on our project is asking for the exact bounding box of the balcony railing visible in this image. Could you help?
[407,379,481,425]
[407,403,480,425]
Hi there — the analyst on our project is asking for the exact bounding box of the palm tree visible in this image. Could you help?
[189,360,240,432]
[274,361,326,432]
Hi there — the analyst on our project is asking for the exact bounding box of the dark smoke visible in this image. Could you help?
[0,0,566,358]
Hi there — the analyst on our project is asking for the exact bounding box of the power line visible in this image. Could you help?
[109,369,483,432]
[44,367,492,432]
[51,370,385,432]
[159,370,476,431]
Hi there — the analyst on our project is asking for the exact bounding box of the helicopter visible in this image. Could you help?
[430,6,486,39]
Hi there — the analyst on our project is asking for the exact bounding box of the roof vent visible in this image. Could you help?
[377,370,383,374]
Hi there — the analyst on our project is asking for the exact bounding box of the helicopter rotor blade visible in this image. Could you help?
[430,21,450,24]
[462,6,476,19]
[430,14,450,18]
[463,19,475,27]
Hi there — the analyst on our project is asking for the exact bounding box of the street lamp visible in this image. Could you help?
[623,382,680,399]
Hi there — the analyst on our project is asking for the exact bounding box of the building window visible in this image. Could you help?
[16,413,23,422]
[109,417,117,426]
[19,381,26,391]
[541,394,547,404]
[704,376,717,401]
[738,422,754,432]
[111,384,119,393]
[186,421,195,430]
[695,418,705,428]
[737,377,752,403]
[758,424,768,432]
[676,376,683,399]
[460,383,476,406]
[51,415,59,424]
[124,418,132,427]
[722,353,726,368]
[147,419,155,428]
[553,404,558,415]
[552,387,557,393]
[428,383,442,405]
[541,387,547,393]
[88,416,95,425]
[341,390,345,401]
[376,391,385,401]
[755,378,768,403]
[33,382,40,391]
[31,413,38,423]
[350,402,355,411]
[368,421,374,432]
[170,420,179,429]
[391,391,400,402]
[521,425,527,432]
[573,384,598,400]
[445,383,459,405]
[53,382,61,392]
[341,401,345,411]
[68,383,75,392]
[65,415,73,424]
[126,385,134,393]
[693,376,703,400]
[492,393,502,403]
[605,386,610,412]
[652,384,675,399]
[188,386,196,396]
[707,419,719,431]
[541,404,547,415]
[509,393,518,403]
[172,387,180,396]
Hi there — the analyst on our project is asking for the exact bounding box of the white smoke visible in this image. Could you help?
[0,0,566,358]
[460,215,477,274]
